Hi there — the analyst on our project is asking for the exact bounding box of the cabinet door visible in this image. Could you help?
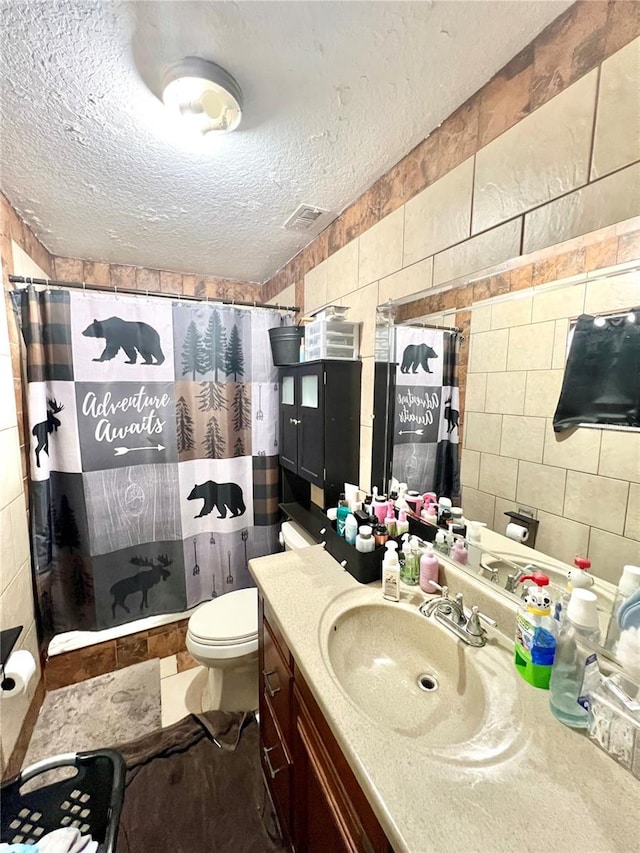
[279,371,298,473]
[297,364,325,486]
[293,686,379,853]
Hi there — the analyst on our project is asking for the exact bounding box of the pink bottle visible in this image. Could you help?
[405,491,423,516]
[373,496,388,525]
[419,544,440,593]
[450,538,468,565]
[421,504,438,525]
[422,492,437,508]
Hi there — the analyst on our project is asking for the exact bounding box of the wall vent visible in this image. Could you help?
[283,203,330,231]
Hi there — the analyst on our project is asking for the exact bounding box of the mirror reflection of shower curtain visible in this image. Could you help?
[391,327,460,497]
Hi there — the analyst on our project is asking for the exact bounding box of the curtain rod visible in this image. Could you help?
[8,275,300,313]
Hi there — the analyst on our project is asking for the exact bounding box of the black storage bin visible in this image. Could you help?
[268,326,304,366]
[280,502,383,584]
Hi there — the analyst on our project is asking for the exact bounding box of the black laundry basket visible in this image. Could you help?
[0,749,125,852]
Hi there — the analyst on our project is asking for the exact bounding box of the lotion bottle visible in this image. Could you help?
[450,537,468,565]
[419,544,440,593]
[382,541,401,601]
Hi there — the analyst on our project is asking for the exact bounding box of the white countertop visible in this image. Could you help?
[249,544,639,853]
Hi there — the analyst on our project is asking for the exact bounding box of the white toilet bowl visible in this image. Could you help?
[186,587,259,713]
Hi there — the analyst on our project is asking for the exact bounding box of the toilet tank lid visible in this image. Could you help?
[189,587,258,643]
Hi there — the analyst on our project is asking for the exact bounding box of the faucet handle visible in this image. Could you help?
[467,606,497,637]
[426,579,445,594]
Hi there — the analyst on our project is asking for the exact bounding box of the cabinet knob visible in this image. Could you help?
[319,527,327,535]
[340,560,347,568]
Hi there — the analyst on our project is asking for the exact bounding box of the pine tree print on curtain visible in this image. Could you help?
[12,287,282,641]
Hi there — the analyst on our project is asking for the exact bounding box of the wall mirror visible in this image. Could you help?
[372,259,640,622]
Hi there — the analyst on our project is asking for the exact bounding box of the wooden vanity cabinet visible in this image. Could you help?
[258,595,392,853]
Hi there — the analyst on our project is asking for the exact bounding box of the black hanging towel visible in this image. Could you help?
[553,309,640,432]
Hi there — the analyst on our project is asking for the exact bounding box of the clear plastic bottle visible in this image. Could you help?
[433,529,449,556]
[400,537,419,586]
[549,588,600,728]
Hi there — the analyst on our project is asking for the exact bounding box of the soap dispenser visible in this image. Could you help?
[385,501,397,537]
[396,509,409,537]
[514,573,557,690]
[382,541,400,601]
[554,556,594,623]
[400,536,419,586]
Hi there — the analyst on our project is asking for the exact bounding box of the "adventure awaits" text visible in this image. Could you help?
[82,386,169,442]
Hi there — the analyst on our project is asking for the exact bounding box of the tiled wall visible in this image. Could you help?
[263,13,640,499]
[0,244,47,774]
[462,270,640,583]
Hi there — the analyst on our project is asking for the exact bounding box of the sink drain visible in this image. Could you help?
[417,673,439,692]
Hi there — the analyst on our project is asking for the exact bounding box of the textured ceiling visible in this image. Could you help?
[0,0,572,283]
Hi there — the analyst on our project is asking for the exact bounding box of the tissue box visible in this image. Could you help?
[587,675,640,779]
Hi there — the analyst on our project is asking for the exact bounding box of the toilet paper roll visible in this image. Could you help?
[506,522,529,543]
[1,649,36,699]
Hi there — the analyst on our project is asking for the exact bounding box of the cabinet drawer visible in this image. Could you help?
[260,692,292,843]
[263,621,292,746]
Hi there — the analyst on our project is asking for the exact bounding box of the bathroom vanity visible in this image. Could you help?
[259,594,391,851]
[250,545,639,853]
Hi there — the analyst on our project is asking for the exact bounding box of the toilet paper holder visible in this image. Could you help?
[504,511,539,548]
[0,625,23,689]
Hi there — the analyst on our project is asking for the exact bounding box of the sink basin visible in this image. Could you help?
[323,599,487,746]
[318,588,524,765]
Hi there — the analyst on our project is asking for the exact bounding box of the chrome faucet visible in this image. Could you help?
[504,564,537,594]
[419,581,497,647]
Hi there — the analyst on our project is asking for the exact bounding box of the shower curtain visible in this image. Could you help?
[391,326,460,497]
[12,286,282,642]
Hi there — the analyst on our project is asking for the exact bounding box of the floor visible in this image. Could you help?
[160,655,208,728]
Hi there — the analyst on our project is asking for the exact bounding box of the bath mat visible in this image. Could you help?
[115,711,284,852]
[24,659,161,768]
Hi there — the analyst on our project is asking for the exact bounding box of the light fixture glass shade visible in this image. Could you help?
[162,58,243,135]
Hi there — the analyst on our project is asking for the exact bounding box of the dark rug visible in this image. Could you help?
[114,711,284,853]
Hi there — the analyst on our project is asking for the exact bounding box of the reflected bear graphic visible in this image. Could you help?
[187,480,246,519]
[82,316,165,365]
[400,343,438,374]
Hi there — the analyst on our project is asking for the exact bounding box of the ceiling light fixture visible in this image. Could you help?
[162,57,243,135]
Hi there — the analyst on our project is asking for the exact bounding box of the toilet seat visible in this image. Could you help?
[188,587,258,647]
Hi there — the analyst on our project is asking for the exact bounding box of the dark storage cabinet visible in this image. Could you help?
[279,360,361,508]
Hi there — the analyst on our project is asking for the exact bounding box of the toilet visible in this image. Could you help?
[186,521,316,712]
